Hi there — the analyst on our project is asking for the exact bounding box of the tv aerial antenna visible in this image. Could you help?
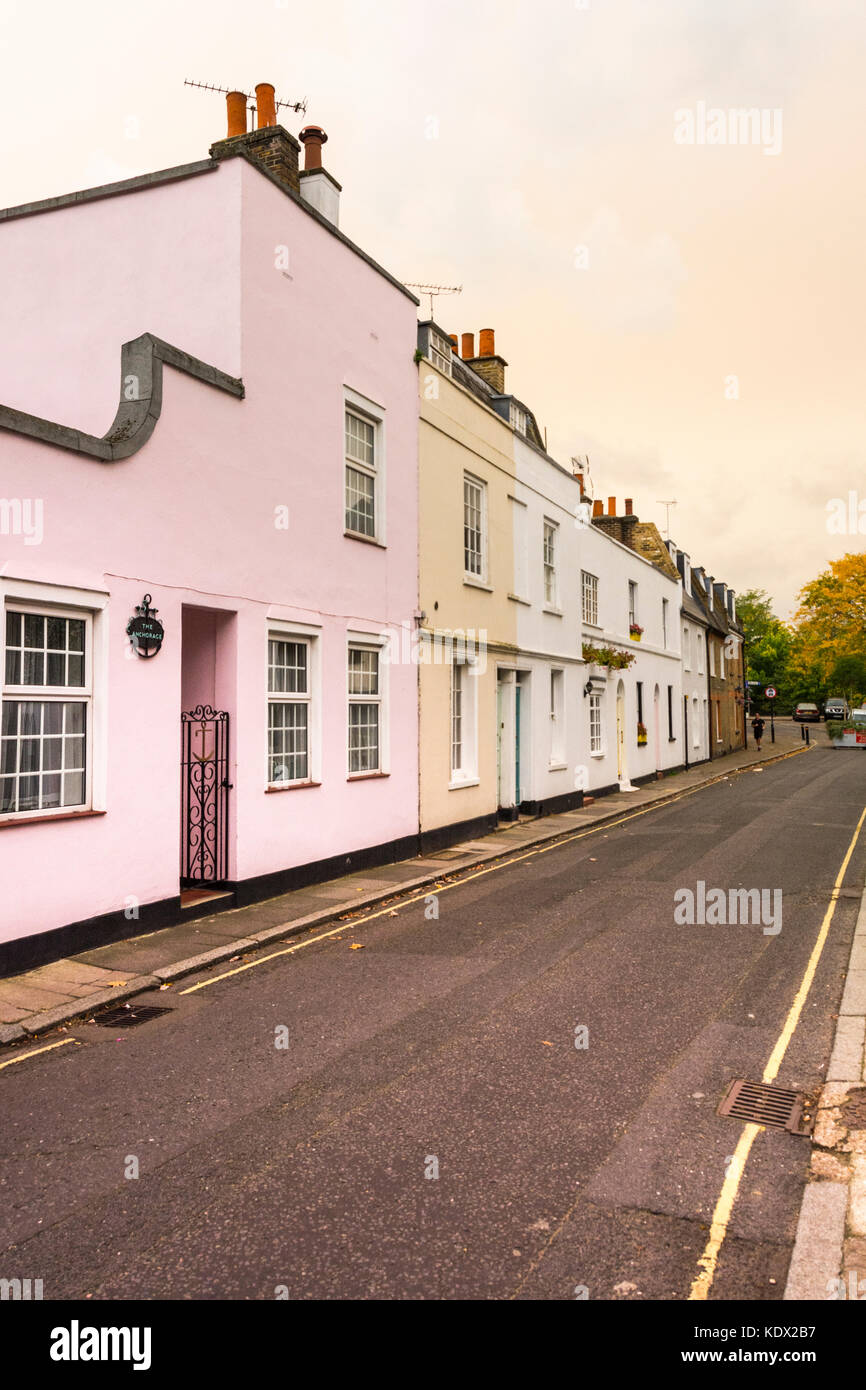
[657,498,678,538]
[403,282,463,318]
[184,79,308,129]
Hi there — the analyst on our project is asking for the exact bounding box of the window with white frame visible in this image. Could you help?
[582,571,599,625]
[267,635,311,784]
[543,520,558,605]
[697,631,705,675]
[463,473,487,580]
[451,661,463,774]
[662,598,669,648]
[693,695,700,748]
[2,607,90,816]
[709,639,715,676]
[348,644,381,774]
[509,402,527,435]
[345,407,378,539]
[628,580,638,627]
[683,625,691,671]
[589,693,603,754]
[429,328,453,376]
[715,699,722,741]
[550,668,565,764]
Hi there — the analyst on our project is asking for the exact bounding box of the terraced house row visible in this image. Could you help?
[0,87,745,971]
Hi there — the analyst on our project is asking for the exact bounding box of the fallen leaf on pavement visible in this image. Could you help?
[541,1040,553,1046]
[159,983,172,990]
[350,943,365,950]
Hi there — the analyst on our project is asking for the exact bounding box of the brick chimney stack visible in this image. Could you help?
[210,82,301,195]
[298,125,342,227]
[592,496,641,548]
[466,327,508,394]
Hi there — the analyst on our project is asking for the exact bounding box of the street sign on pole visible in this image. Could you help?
[765,687,777,742]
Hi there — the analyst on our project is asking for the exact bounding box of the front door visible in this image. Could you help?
[180,706,230,886]
[616,680,625,782]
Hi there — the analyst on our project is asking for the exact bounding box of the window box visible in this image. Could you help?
[629,623,644,641]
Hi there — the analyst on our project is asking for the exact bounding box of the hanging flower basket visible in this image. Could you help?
[637,721,648,746]
[629,624,643,641]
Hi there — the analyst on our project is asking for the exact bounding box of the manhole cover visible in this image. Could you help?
[93,1004,173,1029]
[718,1079,813,1135]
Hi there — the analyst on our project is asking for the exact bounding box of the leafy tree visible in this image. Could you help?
[828,653,866,703]
[736,589,793,709]
[794,553,866,684]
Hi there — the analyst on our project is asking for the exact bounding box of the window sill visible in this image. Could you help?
[266,781,321,793]
[0,808,105,830]
[548,760,568,772]
[344,530,386,548]
[463,576,493,592]
[507,593,531,606]
[347,771,389,781]
[590,750,606,759]
[543,606,563,618]
[583,622,603,631]
[449,776,480,790]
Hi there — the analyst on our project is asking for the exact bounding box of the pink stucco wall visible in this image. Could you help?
[0,154,419,944]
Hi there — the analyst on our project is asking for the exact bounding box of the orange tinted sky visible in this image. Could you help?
[1,0,864,617]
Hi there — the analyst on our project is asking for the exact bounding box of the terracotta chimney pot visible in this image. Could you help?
[299,125,328,170]
[479,328,495,357]
[448,334,458,352]
[592,500,603,517]
[607,496,616,516]
[256,83,277,129]
[226,90,247,138]
[461,332,475,360]
[624,498,633,516]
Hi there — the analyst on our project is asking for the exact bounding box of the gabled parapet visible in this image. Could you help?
[0,333,244,463]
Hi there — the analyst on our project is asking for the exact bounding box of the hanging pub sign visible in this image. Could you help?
[127,594,164,658]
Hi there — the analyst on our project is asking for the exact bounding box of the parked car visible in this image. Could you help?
[850,708,866,723]
[824,698,850,721]
[793,702,821,722]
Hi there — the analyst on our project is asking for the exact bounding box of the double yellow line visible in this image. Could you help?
[689,805,866,1300]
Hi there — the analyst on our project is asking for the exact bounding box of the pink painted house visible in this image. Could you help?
[0,86,420,970]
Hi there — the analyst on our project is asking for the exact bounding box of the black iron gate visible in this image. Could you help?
[180,706,230,886]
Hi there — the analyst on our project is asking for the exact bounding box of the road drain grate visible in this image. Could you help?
[718,1079,813,1135]
[93,1004,173,1029]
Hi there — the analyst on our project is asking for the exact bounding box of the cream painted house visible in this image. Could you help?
[416,323,589,846]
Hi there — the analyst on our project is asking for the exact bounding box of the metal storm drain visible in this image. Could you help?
[718,1079,814,1135]
[93,1004,173,1029]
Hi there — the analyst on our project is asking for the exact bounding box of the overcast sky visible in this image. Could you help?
[1,0,863,619]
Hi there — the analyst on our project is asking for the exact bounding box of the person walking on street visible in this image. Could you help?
[752,713,766,751]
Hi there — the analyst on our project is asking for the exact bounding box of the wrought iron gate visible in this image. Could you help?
[180,706,230,886]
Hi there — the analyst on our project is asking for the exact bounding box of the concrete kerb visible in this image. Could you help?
[0,741,811,1046]
[784,877,866,1301]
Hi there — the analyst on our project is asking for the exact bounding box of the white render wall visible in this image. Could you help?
[511,435,685,799]
[681,614,711,764]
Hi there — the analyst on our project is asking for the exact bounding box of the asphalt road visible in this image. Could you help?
[2,746,864,1301]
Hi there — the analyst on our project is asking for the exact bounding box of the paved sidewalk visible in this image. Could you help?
[784,880,866,1301]
[0,726,811,1046]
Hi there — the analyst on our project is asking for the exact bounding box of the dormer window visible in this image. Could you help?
[429,328,453,377]
[509,402,527,435]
